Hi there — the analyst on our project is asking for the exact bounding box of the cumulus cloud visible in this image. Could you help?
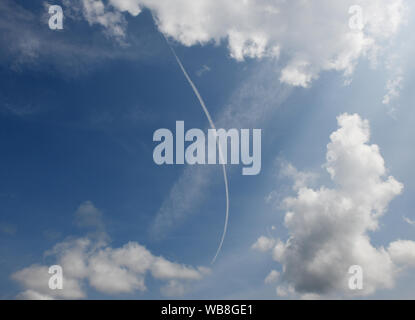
[252,236,276,252]
[101,0,407,87]
[150,166,212,239]
[403,216,415,226]
[380,35,408,112]
[16,290,54,300]
[98,2,408,241]
[388,240,415,268]
[151,59,293,239]
[254,113,415,297]
[12,264,85,299]
[80,0,127,40]
[12,202,208,299]
[2,1,408,87]
[0,0,155,75]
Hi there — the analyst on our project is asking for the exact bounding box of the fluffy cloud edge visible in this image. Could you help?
[87,0,409,88]
[11,201,209,299]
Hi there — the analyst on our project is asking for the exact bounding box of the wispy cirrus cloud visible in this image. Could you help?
[0,0,158,75]
[149,60,292,243]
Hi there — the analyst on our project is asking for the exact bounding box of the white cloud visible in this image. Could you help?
[388,240,415,268]
[12,202,208,299]
[252,236,275,252]
[379,23,409,112]
[254,113,415,297]
[280,162,317,191]
[81,0,127,40]
[160,280,187,297]
[87,246,147,294]
[403,216,415,226]
[196,64,211,77]
[264,270,279,284]
[12,265,85,299]
[104,0,407,87]
[151,257,207,280]
[109,0,142,16]
[276,285,294,297]
[382,73,404,105]
[16,290,54,300]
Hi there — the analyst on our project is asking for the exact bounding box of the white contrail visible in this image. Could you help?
[162,33,230,264]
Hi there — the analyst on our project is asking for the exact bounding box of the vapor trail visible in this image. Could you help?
[162,34,229,264]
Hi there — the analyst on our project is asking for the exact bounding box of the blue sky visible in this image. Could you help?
[1,0,415,299]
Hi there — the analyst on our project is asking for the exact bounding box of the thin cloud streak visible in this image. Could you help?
[161,32,230,265]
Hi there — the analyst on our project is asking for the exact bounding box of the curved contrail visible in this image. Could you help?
[162,34,229,264]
